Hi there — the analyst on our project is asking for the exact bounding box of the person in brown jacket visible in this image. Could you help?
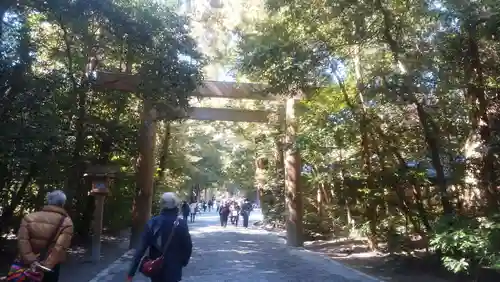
[17,190,74,282]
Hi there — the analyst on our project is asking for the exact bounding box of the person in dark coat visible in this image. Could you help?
[240,199,253,228]
[127,192,192,282]
[219,203,230,227]
[181,201,190,222]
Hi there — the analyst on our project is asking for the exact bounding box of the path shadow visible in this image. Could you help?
[184,227,285,278]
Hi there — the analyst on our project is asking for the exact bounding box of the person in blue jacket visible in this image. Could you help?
[181,200,190,222]
[127,192,192,282]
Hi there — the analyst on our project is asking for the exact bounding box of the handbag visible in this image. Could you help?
[139,219,179,277]
[6,215,67,282]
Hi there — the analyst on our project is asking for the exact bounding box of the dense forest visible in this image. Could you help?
[2,0,500,279]
[235,0,500,278]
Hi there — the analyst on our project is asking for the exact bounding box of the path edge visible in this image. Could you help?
[257,226,385,282]
[90,215,384,282]
[87,249,135,282]
[288,247,385,282]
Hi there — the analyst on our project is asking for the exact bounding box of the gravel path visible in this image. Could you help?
[89,210,382,282]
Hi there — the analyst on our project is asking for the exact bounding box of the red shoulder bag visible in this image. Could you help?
[140,219,179,277]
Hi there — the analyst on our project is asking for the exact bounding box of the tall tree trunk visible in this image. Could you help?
[352,43,379,250]
[335,137,355,233]
[464,24,498,211]
[375,0,453,214]
[58,19,93,233]
[414,104,453,214]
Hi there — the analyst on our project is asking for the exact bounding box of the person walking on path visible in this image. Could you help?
[127,192,192,282]
[231,203,241,226]
[240,199,253,228]
[15,190,74,282]
[189,202,197,223]
[181,201,190,222]
[208,200,213,212]
[218,203,230,227]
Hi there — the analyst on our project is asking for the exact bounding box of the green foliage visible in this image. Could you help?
[229,0,500,276]
[7,0,500,280]
[102,175,136,232]
[430,215,500,274]
[0,0,205,238]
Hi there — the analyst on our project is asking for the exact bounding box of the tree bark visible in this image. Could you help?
[464,24,498,211]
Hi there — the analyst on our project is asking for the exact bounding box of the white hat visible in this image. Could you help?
[160,192,180,209]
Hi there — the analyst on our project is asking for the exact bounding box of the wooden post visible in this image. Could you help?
[92,195,105,261]
[284,98,303,247]
[129,98,157,249]
[85,166,116,262]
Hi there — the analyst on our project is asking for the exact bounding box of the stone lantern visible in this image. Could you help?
[84,165,119,262]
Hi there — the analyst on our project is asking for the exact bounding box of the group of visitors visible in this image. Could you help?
[197,199,214,213]
[4,190,192,282]
[6,190,254,282]
[180,199,215,223]
[218,199,253,228]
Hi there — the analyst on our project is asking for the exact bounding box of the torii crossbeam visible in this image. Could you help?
[92,71,304,248]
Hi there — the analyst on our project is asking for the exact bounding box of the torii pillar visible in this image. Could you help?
[129,98,157,248]
[284,98,303,247]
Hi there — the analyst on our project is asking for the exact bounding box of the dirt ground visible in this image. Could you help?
[304,238,457,282]
[255,221,466,282]
[302,238,500,282]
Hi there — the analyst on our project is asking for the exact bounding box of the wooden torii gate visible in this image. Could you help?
[93,72,304,247]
